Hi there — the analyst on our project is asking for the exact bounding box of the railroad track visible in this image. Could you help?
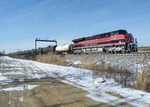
[84,52,150,57]
[106,53,150,56]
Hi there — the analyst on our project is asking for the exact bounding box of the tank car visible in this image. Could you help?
[55,44,73,54]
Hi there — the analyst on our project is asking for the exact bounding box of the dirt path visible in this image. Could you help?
[0,78,113,107]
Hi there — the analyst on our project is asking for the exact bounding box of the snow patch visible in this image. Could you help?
[73,60,81,65]
[1,84,38,91]
[0,73,13,84]
[19,97,24,102]
[3,71,24,75]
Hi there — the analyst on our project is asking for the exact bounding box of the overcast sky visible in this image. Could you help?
[0,0,150,53]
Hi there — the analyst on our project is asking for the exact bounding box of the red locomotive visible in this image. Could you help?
[72,29,138,53]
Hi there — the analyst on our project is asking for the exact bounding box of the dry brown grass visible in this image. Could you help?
[75,63,132,87]
[76,63,130,75]
[136,56,150,92]
[36,53,68,66]
[75,63,105,72]
[9,54,23,59]
[139,46,150,52]
[136,70,150,92]
[9,53,36,60]
[105,91,124,99]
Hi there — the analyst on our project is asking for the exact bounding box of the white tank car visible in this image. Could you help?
[55,44,72,53]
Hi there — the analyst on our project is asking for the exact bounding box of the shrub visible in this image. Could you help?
[136,70,150,92]
[36,53,68,66]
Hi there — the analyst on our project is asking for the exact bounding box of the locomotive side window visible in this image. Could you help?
[116,32,119,35]
[110,32,114,36]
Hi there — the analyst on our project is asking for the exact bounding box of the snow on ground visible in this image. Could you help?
[0,73,7,80]
[1,84,38,91]
[73,60,81,65]
[0,56,150,107]
[0,73,13,84]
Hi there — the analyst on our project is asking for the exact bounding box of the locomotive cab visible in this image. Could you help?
[128,34,138,52]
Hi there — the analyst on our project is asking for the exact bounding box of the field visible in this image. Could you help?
[0,55,150,107]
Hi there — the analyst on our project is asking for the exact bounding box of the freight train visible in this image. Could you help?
[56,29,138,54]
[11,29,138,55]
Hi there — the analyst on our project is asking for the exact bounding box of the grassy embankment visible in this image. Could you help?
[9,53,150,92]
[35,53,150,92]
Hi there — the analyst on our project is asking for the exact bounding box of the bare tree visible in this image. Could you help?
[0,50,5,56]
